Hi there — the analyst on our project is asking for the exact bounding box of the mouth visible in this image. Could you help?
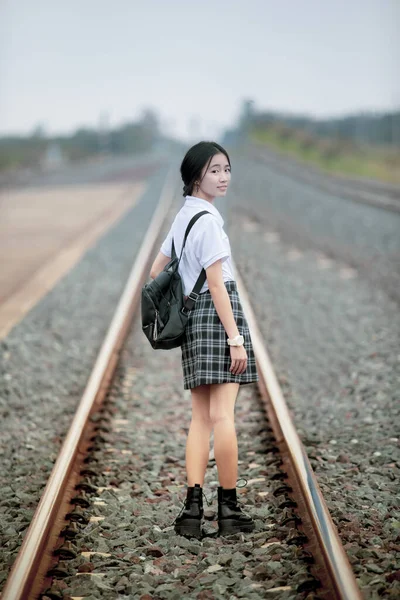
[218,186,227,190]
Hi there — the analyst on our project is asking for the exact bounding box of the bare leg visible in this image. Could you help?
[186,384,212,487]
[210,383,240,488]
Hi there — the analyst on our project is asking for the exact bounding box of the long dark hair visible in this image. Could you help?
[180,141,231,197]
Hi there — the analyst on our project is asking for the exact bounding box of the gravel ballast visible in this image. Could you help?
[50,317,318,600]
[230,153,400,305]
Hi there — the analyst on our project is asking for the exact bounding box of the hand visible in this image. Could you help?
[229,345,248,375]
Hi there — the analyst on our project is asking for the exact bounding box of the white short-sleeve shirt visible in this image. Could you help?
[160,196,236,296]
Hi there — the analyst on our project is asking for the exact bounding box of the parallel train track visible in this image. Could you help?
[248,143,400,214]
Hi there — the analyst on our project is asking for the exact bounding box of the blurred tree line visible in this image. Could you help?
[239,104,400,182]
[250,110,400,147]
[0,109,160,173]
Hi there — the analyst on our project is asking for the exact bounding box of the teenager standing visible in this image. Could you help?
[150,141,259,538]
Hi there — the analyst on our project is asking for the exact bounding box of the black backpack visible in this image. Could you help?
[141,210,210,349]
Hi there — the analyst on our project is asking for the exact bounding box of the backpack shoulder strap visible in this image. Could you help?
[172,210,211,261]
[180,210,214,311]
[183,267,208,311]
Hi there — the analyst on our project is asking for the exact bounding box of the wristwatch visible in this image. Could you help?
[227,334,244,346]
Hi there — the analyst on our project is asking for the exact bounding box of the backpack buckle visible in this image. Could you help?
[182,291,199,315]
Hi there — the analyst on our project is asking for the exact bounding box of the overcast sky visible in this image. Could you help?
[0,0,398,140]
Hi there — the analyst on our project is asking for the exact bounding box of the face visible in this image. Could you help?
[196,152,231,201]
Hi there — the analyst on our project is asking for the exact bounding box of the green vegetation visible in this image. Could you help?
[0,136,47,172]
[250,122,400,185]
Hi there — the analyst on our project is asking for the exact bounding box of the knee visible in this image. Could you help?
[209,411,233,427]
[191,413,212,429]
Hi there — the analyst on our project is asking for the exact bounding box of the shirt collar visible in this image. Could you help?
[184,195,224,226]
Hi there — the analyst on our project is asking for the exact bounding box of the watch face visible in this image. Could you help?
[229,336,244,346]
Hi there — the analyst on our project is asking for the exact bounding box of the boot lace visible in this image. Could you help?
[169,488,212,527]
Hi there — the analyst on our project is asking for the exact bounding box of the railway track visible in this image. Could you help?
[247,143,400,214]
[2,169,362,600]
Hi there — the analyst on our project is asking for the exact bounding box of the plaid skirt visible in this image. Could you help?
[181,280,259,390]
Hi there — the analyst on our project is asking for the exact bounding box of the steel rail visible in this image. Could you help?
[2,167,177,600]
[235,266,362,600]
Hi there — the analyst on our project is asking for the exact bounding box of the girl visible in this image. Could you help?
[150,141,259,538]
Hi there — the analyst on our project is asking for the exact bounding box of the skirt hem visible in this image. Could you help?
[184,376,259,390]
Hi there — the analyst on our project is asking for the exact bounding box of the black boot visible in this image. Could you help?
[218,485,255,535]
[174,483,204,539]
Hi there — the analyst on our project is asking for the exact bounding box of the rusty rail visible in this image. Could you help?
[2,167,177,600]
